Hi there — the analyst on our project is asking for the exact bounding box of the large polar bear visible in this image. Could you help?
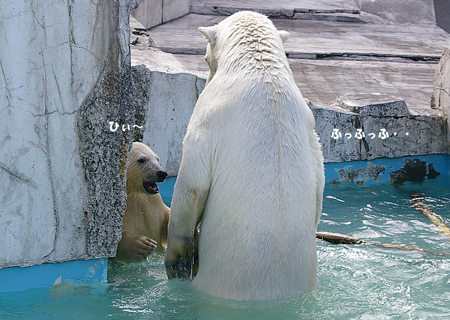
[165,11,324,300]
[116,142,170,263]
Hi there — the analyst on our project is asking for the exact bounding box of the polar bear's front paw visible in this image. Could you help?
[165,237,194,279]
[131,235,157,262]
[165,257,193,279]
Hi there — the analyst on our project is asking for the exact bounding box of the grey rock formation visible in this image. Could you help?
[432,48,450,145]
[311,94,448,163]
[0,0,132,268]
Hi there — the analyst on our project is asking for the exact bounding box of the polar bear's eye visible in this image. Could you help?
[137,157,147,164]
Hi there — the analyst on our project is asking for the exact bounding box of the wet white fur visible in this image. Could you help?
[166,11,324,300]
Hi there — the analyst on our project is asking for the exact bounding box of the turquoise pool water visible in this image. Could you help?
[1,175,449,319]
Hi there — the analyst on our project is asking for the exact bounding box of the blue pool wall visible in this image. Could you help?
[160,154,450,203]
[0,154,448,293]
[324,154,450,185]
[0,259,107,292]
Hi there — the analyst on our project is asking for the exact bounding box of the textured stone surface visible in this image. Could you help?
[130,5,449,174]
[190,0,360,15]
[146,13,449,60]
[190,0,436,25]
[130,17,206,176]
[130,63,205,176]
[190,0,363,22]
[131,0,190,29]
[143,6,447,167]
[432,48,450,112]
[174,54,438,114]
[78,0,135,261]
[78,69,134,260]
[432,48,450,148]
[311,97,448,163]
[357,0,436,25]
[0,0,131,268]
[141,71,204,176]
[163,0,191,23]
[130,49,448,169]
[331,94,410,117]
[131,0,162,29]
[434,0,450,33]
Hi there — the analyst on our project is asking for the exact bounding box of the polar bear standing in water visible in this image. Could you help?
[116,142,170,263]
[165,11,324,300]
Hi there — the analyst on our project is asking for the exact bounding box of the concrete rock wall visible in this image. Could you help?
[432,48,450,148]
[142,70,205,176]
[0,0,131,268]
[131,56,448,174]
[434,0,450,33]
[312,94,448,163]
[357,0,436,24]
[131,48,205,176]
[129,17,448,176]
[131,0,191,29]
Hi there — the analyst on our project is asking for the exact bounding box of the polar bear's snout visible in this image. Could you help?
[143,169,167,195]
[156,170,168,181]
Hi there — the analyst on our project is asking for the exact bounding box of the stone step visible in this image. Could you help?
[172,52,438,113]
[132,14,445,112]
[129,15,448,169]
[190,0,360,15]
[190,0,363,22]
[133,14,446,112]
[147,13,448,62]
[189,0,440,26]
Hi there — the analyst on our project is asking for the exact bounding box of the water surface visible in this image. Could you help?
[1,177,449,319]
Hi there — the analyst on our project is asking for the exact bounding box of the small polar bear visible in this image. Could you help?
[165,11,324,300]
[116,142,170,263]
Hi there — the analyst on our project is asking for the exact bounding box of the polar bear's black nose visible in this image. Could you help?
[156,170,168,181]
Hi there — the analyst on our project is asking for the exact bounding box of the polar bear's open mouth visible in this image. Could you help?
[143,181,159,195]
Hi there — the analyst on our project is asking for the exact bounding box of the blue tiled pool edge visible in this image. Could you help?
[0,154,448,293]
[0,259,107,293]
[160,154,450,196]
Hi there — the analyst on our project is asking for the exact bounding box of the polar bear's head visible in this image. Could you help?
[198,11,289,83]
[126,142,168,196]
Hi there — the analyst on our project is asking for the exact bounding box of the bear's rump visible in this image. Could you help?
[193,190,318,300]
[193,228,317,300]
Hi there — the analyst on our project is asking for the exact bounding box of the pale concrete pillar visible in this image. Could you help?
[0,0,133,268]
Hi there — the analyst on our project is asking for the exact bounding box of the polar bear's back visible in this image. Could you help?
[170,11,324,300]
[190,76,319,300]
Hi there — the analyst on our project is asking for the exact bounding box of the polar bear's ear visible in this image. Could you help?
[278,30,289,43]
[198,26,217,47]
